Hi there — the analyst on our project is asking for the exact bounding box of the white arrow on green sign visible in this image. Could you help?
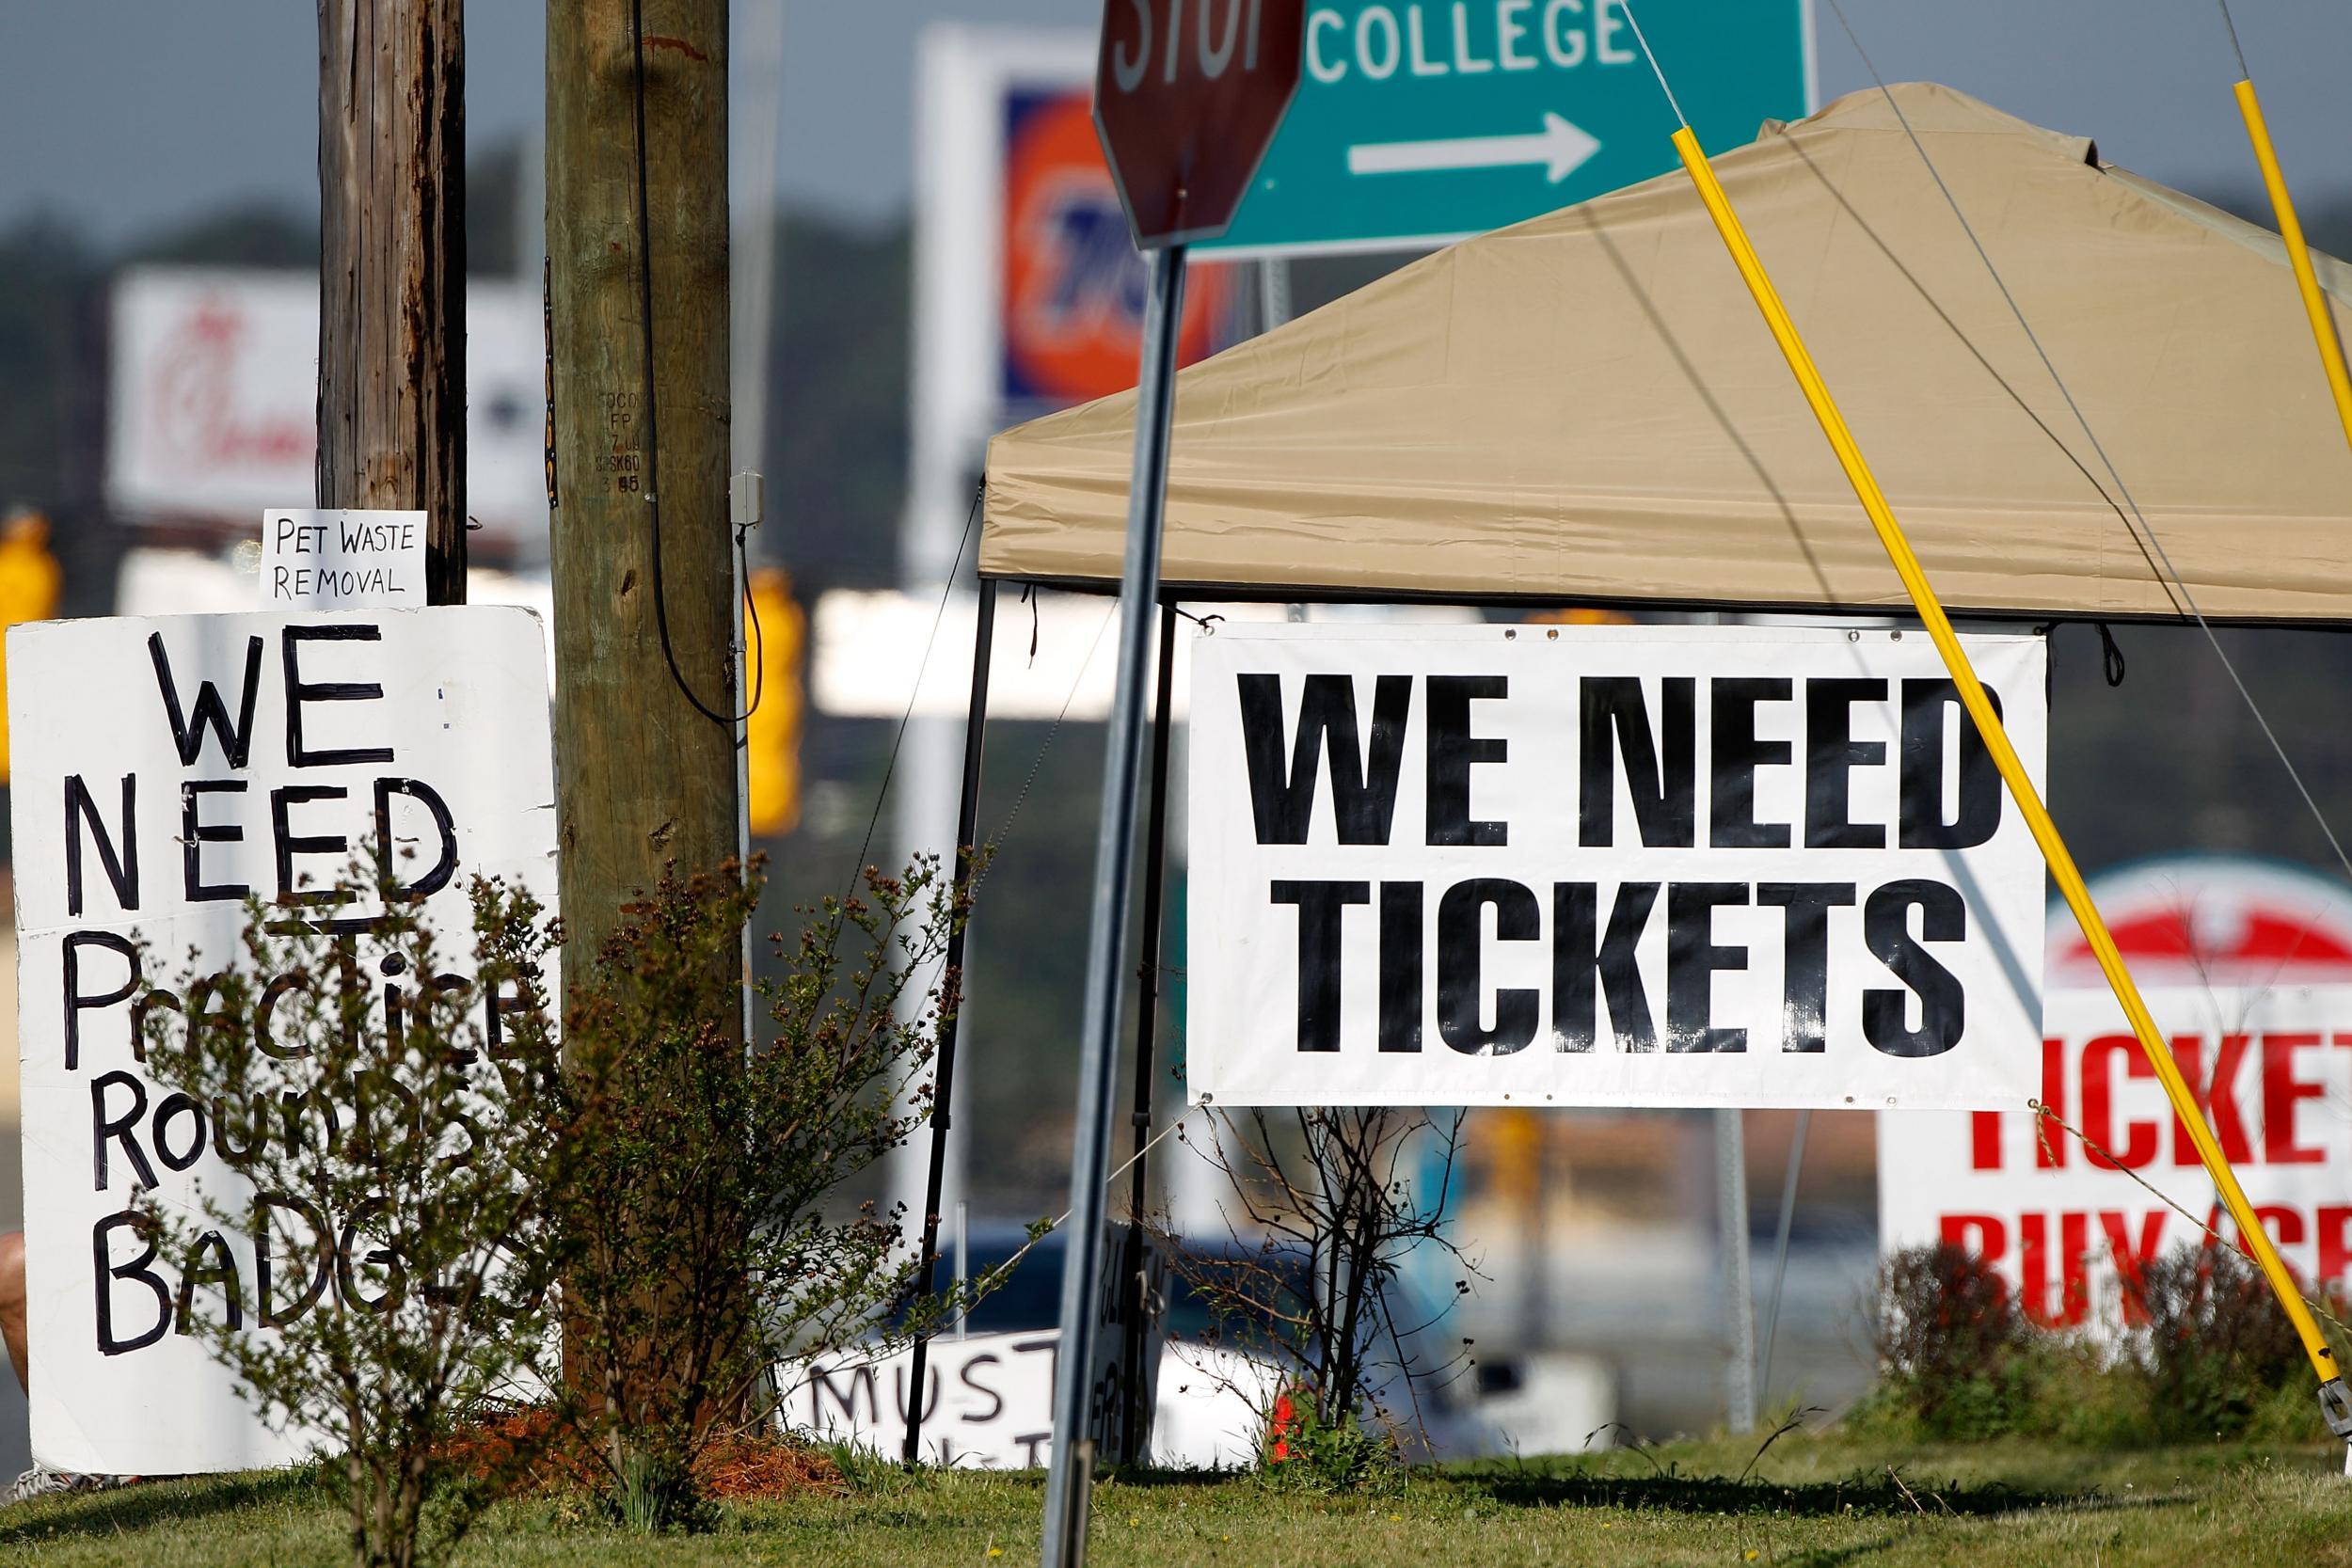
[1196,0,1815,257]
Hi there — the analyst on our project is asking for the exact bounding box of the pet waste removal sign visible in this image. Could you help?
[1185,624,2047,1110]
[8,606,558,1476]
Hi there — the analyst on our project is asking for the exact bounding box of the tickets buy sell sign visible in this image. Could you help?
[1184,625,2047,1110]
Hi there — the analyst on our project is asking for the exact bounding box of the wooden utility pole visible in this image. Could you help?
[546,0,739,966]
[317,0,469,605]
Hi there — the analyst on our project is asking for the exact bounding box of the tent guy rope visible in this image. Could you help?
[1619,0,2352,1446]
[1817,0,2352,895]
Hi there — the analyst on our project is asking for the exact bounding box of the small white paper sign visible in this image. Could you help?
[259,509,427,610]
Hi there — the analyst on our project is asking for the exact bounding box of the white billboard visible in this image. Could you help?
[8,606,557,1474]
[106,267,548,549]
[1185,623,2048,1109]
[1880,984,2352,1332]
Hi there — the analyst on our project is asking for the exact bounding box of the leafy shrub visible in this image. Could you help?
[1257,1387,1395,1495]
[138,870,564,1568]
[1867,1243,2039,1440]
[2136,1243,2310,1442]
[551,856,968,1529]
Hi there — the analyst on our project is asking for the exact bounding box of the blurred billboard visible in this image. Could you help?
[105,266,548,555]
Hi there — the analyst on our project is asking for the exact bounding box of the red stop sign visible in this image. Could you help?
[1092,0,1306,248]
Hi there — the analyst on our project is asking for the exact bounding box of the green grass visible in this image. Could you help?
[1,1433,2348,1567]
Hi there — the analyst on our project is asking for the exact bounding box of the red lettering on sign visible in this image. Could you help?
[2260,1033,2325,1164]
[2081,1035,2157,1170]
[1941,1212,2007,1268]
[2319,1206,2352,1287]
[2020,1212,2090,1328]
[2097,1210,2164,1325]
[1969,1112,2003,1171]
[2169,1033,2255,1166]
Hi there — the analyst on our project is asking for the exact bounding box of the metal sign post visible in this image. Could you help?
[1042,6,1304,1561]
[1040,241,1185,1568]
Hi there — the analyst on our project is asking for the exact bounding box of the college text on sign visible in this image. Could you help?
[8,607,558,1476]
[1880,985,2352,1334]
[1185,625,2047,1110]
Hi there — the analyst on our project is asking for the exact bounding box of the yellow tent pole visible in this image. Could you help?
[2233,79,2352,460]
[1668,123,2350,1425]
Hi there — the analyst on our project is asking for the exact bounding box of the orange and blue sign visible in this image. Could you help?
[1001,87,1234,414]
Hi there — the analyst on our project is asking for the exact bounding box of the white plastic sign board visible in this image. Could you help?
[259,510,427,610]
[1879,984,2352,1333]
[788,1234,1166,1468]
[792,1331,1065,1468]
[1185,624,2048,1110]
[8,606,558,1475]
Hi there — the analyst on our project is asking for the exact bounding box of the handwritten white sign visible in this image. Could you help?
[259,510,427,610]
[7,606,558,1475]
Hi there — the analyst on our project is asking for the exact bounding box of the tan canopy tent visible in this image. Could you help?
[982,83,2352,623]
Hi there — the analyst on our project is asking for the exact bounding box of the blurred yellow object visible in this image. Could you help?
[0,511,62,784]
[744,568,804,838]
[1528,607,1633,627]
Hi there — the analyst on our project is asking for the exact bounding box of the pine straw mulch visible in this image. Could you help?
[441,1411,845,1502]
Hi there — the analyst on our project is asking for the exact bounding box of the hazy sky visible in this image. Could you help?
[2,1,2347,246]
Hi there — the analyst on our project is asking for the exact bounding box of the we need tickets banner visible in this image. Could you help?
[8,607,558,1475]
[1185,624,2047,1110]
[1880,985,2352,1332]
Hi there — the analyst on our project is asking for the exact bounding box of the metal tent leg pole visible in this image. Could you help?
[1117,603,1180,1465]
[1757,1108,1811,1411]
[901,577,999,1465]
[1717,1106,1756,1435]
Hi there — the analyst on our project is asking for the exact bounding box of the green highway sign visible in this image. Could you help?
[1195,0,1815,256]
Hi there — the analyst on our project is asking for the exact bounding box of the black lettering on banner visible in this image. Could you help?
[894,1362,942,1427]
[813,1364,882,1428]
[1708,678,1791,848]
[282,624,396,768]
[152,1092,209,1171]
[1756,883,1857,1053]
[90,1069,156,1190]
[255,1194,334,1328]
[1437,879,1540,1054]
[1551,882,1659,1052]
[93,1211,171,1355]
[65,774,138,916]
[182,780,251,902]
[129,986,179,1065]
[271,784,351,905]
[957,1353,1006,1423]
[175,1230,245,1335]
[1270,879,1368,1053]
[63,930,139,1072]
[212,1092,265,1169]
[374,778,460,899]
[1425,675,1507,847]
[1864,879,1967,1057]
[1377,882,1423,1053]
[185,972,243,1059]
[255,971,314,1060]
[1899,680,2002,849]
[338,1197,406,1313]
[1235,673,1409,845]
[1666,883,1750,1053]
[1804,679,1887,848]
[148,631,264,768]
[1580,677,1695,847]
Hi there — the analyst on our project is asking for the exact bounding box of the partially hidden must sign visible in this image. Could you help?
[7,606,558,1476]
[1184,624,2048,1110]
[259,509,427,610]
